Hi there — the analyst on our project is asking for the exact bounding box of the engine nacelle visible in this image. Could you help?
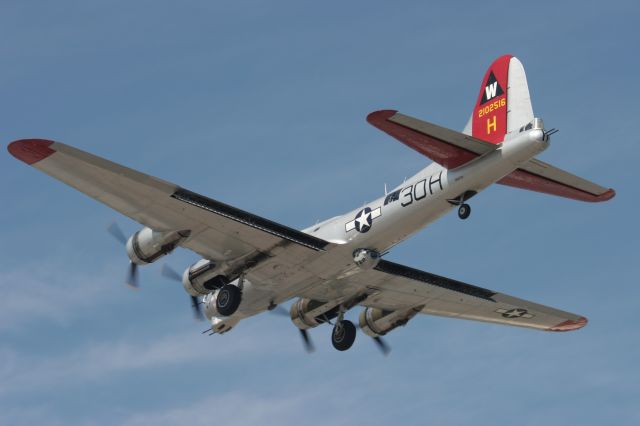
[290,298,340,330]
[182,259,231,297]
[353,248,380,270]
[125,227,188,265]
[358,307,420,337]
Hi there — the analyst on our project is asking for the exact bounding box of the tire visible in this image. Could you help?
[216,285,242,316]
[458,203,471,220]
[331,320,357,351]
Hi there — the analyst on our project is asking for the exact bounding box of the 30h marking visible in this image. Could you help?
[386,171,444,208]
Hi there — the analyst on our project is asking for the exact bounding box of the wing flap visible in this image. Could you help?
[367,110,495,169]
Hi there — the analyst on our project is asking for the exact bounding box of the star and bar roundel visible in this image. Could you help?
[345,207,382,233]
[495,308,534,319]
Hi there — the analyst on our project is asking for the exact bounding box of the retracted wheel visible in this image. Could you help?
[331,320,357,351]
[458,203,471,220]
[216,285,242,316]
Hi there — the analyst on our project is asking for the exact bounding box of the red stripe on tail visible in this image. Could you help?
[471,55,512,144]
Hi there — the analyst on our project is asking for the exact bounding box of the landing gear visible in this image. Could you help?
[458,203,471,220]
[203,275,229,291]
[331,320,356,351]
[449,190,476,220]
[216,284,242,316]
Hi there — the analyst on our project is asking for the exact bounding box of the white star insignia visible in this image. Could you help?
[345,207,382,233]
[355,211,371,228]
[496,308,534,319]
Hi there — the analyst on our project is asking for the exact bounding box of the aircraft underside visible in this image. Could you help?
[7,55,613,354]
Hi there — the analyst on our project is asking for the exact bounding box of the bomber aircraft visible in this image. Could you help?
[8,55,615,353]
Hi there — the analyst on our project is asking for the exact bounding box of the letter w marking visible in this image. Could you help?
[485,82,497,100]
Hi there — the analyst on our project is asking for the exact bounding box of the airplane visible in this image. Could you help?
[7,54,615,354]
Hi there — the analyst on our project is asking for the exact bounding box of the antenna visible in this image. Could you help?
[384,183,388,195]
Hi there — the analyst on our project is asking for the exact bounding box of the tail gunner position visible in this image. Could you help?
[8,55,614,354]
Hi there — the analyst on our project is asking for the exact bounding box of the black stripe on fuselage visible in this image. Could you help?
[374,260,497,301]
[171,188,329,252]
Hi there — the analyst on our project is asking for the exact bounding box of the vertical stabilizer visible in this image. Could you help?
[505,57,534,136]
[462,55,535,143]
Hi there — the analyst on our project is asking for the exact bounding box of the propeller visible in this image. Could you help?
[372,336,391,356]
[161,263,204,321]
[161,263,182,282]
[107,222,139,289]
[189,295,204,321]
[107,222,127,244]
[353,320,391,356]
[299,329,315,353]
[269,304,315,353]
[127,262,139,289]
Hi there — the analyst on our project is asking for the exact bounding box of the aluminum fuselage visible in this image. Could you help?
[207,129,549,329]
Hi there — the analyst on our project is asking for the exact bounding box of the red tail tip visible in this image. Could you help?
[7,139,56,165]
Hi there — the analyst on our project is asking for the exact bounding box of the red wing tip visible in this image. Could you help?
[584,188,615,202]
[600,188,616,201]
[366,110,398,125]
[548,317,588,332]
[8,139,56,165]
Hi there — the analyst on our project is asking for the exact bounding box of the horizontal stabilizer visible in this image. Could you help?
[499,159,615,202]
[367,110,496,169]
[368,110,615,202]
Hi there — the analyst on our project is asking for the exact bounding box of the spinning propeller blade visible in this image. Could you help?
[162,263,203,321]
[107,222,140,289]
[126,262,139,289]
[107,222,127,245]
[161,263,182,282]
[355,320,392,356]
[190,295,204,321]
[268,305,314,353]
[299,329,315,353]
[372,336,391,356]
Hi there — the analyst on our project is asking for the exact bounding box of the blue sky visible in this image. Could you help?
[1,1,638,425]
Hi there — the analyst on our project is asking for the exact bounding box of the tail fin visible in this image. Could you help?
[462,55,534,143]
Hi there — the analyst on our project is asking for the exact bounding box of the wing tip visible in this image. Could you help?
[8,139,56,165]
[547,316,588,332]
[366,110,398,126]
[597,188,616,202]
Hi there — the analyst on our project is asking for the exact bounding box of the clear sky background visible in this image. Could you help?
[1,1,638,425]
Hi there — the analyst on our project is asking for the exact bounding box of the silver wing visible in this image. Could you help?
[8,139,339,306]
[302,259,587,332]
